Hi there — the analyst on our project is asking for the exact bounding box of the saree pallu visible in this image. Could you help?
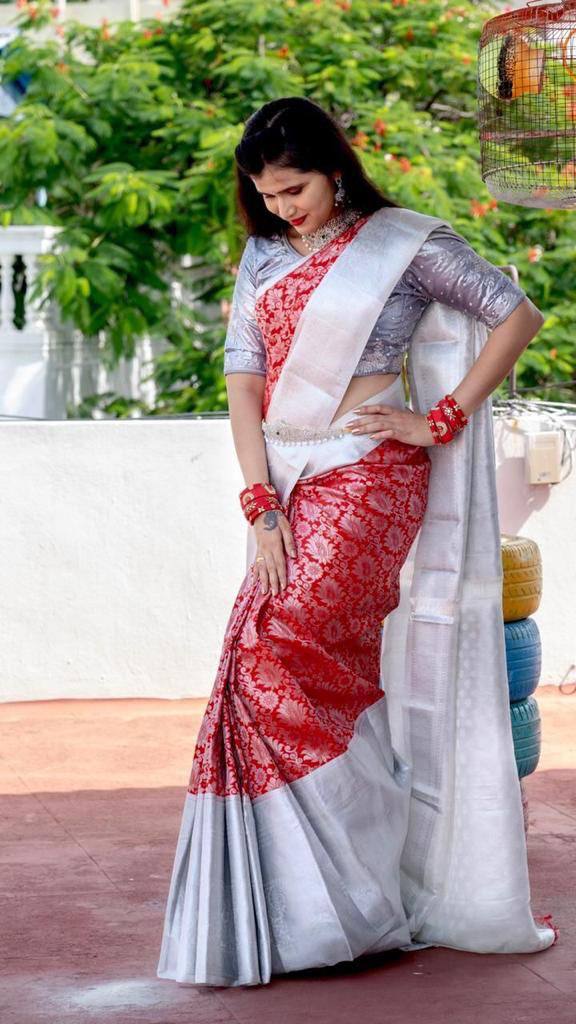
[157,207,556,989]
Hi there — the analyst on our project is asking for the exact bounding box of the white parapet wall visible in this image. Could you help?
[0,414,574,703]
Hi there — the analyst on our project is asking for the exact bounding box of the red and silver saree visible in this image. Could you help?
[157,207,556,988]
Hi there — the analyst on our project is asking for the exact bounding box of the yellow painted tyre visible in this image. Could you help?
[501,534,542,622]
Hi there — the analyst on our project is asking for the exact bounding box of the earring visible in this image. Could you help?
[334,175,346,206]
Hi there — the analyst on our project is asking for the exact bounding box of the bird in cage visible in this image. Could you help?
[478,2,576,205]
[497,32,546,99]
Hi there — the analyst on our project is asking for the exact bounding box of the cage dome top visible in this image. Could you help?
[478,0,576,208]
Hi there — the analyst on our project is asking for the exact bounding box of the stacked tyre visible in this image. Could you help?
[501,535,543,831]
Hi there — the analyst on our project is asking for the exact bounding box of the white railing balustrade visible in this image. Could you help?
[0,225,167,419]
[0,226,61,344]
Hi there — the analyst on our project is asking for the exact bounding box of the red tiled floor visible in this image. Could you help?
[0,685,574,1024]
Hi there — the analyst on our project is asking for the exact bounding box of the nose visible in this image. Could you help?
[278,198,297,220]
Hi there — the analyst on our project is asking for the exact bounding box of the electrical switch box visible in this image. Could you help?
[524,429,563,485]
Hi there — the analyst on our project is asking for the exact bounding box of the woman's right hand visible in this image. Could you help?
[252,508,297,595]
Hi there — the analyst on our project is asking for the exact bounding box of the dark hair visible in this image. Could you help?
[234,96,401,237]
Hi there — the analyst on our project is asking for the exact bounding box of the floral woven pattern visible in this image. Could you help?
[189,438,430,799]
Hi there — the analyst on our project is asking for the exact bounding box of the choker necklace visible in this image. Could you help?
[294,207,362,254]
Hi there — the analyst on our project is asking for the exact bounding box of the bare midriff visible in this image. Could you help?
[330,372,400,425]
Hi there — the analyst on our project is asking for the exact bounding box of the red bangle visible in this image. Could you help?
[439,394,468,428]
[425,393,469,446]
[426,407,456,444]
[244,499,284,525]
[239,481,285,525]
[239,481,278,508]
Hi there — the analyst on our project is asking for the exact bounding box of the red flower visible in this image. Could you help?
[277,45,290,57]
[487,198,498,210]
[154,25,164,35]
[374,141,382,151]
[470,199,489,217]
[527,245,543,263]
[398,156,412,172]
[50,5,60,18]
[351,131,369,149]
[373,118,388,136]
[549,347,557,359]
[143,28,153,39]
[392,0,408,6]
[405,27,415,42]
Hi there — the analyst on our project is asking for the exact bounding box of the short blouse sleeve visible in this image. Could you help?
[223,236,267,377]
[404,224,528,330]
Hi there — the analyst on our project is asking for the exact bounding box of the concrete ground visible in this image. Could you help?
[0,685,574,1024]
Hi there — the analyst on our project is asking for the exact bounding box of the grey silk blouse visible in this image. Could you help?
[222,221,527,379]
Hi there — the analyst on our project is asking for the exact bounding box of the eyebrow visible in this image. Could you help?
[254,183,304,196]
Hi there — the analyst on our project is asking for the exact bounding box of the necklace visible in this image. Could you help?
[295,207,362,254]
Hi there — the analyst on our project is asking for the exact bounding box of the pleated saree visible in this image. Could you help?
[157,207,556,988]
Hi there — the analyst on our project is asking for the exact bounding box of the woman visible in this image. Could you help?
[157,96,557,988]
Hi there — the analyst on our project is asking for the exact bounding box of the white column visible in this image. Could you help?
[22,254,45,332]
[0,254,14,331]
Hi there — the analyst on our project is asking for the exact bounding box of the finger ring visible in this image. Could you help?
[255,555,265,562]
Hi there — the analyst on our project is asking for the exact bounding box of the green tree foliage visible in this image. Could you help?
[0,0,574,415]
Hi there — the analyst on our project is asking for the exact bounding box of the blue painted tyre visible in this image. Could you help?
[510,696,541,778]
[505,618,542,702]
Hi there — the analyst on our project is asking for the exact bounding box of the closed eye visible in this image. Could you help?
[262,188,303,199]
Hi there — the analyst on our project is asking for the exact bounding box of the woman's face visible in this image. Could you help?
[249,165,339,234]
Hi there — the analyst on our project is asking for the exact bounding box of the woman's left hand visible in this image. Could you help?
[344,405,435,447]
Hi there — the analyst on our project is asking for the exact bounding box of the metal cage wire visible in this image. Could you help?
[478,0,576,207]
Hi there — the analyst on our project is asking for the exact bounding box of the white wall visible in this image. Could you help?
[0,418,246,702]
[0,415,574,702]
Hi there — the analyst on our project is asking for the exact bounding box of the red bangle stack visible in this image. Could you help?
[239,482,285,525]
[426,393,469,445]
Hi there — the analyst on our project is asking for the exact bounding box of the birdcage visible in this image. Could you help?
[478,0,576,207]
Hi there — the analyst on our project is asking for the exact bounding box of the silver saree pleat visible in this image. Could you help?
[157,698,417,986]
